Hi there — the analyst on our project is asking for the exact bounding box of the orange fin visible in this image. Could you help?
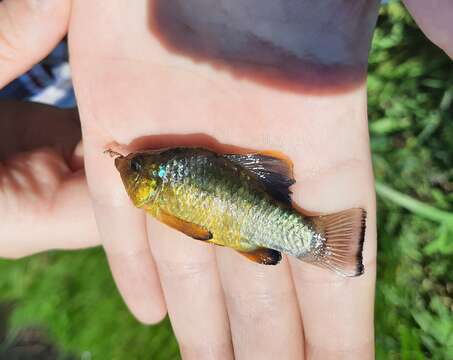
[223,151,295,204]
[157,210,212,241]
[304,208,366,277]
[238,247,282,265]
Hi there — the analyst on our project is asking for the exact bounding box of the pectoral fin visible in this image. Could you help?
[238,247,282,265]
[157,210,213,241]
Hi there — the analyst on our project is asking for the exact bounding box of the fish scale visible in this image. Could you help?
[167,156,272,250]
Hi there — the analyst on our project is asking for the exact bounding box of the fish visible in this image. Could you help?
[110,147,366,277]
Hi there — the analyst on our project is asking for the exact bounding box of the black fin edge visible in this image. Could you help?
[354,209,367,276]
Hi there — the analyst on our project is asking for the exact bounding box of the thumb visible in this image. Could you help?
[0,0,71,87]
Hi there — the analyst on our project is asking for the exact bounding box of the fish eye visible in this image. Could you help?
[130,157,142,173]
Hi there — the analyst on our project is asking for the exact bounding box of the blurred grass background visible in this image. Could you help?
[0,3,452,359]
[370,3,453,359]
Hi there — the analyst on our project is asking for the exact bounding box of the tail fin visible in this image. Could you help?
[307,208,366,277]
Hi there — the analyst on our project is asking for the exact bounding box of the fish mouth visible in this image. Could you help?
[114,155,127,172]
[111,156,137,187]
[103,148,128,172]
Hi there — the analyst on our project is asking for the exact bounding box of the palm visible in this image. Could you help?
[69,1,377,358]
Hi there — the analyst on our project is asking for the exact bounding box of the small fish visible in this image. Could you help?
[110,147,366,276]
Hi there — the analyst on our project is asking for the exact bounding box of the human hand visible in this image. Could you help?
[0,0,99,258]
[69,1,379,359]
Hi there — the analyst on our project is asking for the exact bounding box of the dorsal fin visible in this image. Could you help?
[223,151,295,204]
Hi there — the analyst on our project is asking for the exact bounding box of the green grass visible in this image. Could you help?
[1,3,452,359]
[369,3,453,359]
[0,250,180,359]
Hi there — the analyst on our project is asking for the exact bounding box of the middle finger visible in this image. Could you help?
[147,216,234,359]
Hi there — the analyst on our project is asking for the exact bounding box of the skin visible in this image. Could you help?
[0,0,99,258]
[0,0,451,359]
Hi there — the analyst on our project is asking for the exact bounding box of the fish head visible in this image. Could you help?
[114,150,166,208]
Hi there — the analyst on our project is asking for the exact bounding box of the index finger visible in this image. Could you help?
[83,140,167,324]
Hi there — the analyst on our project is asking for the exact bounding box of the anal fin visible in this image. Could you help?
[156,210,213,241]
[238,248,282,265]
